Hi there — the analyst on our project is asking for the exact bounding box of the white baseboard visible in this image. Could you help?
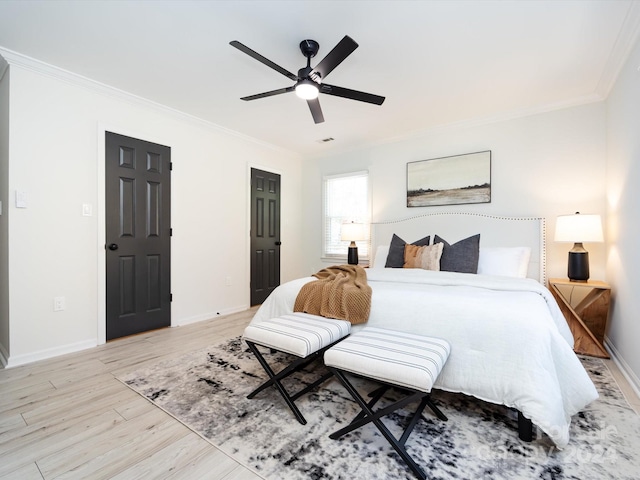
[173,305,251,327]
[605,337,640,400]
[1,307,252,368]
[4,339,98,369]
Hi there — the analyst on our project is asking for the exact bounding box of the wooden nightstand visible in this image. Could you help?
[548,278,611,358]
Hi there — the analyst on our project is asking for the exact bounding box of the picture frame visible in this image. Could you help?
[407,150,491,207]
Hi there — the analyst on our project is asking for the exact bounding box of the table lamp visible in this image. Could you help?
[340,222,366,265]
[554,212,603,282]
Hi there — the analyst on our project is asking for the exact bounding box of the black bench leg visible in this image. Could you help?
[518,411,533,442]
[245,341,309,425]
[329,368,429,480]
[399,395,430,446]
[246,351,319,399]
[425,396,448,421]
[244,339,346,426]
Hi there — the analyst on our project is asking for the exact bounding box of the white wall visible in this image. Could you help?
[605,35,640,392]
[4,62,305,366]
[302,102,608,281]
[0,62,9,364]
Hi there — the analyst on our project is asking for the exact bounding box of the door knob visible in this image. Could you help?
[108,243,119,251]
[275,241,282,246]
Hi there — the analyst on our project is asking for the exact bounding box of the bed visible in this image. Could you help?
[250,213,598,447]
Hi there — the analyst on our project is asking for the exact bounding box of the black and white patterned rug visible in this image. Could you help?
[118,337,640,480]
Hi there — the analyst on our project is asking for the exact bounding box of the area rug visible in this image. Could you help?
[118,337,640,480]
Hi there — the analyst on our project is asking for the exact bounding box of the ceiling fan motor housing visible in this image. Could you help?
[298,66,315,81]
[299,39,320,58]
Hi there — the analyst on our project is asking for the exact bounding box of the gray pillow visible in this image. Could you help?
[385,234,430,268]
[433,234,480,273]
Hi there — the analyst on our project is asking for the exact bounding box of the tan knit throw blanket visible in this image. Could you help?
[293,265,372,325]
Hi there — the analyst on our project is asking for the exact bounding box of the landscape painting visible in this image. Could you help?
[407,151,491,207]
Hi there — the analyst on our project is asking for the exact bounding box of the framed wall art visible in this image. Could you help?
[407,150,491,207]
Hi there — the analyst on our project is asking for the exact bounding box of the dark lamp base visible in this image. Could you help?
[568,246,589,282]
[347,243,359,265]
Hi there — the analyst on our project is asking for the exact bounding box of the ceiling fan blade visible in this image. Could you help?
[230,41,298,81]
[240,86,295,101]
[307,98,325,124]
[312,35,358,80]
[320,84,385,105]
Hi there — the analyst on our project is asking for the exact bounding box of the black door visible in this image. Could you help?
[250,168,281,305]
[105,132,171,340]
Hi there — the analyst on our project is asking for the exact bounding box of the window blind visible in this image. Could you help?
[323,171,370,260]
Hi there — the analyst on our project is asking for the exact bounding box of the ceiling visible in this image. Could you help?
[0,1,639,157]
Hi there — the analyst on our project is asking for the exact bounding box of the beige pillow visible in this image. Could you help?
[403,243,444,270]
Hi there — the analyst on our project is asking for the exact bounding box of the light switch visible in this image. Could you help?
[15,191,27,208]
[82,204,93,216]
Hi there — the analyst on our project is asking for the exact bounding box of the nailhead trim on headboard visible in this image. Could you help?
[371,212,547,284]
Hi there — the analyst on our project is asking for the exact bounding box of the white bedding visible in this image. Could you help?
[250,268,598,447]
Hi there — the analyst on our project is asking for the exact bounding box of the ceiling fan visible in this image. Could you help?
[230,35,385,124]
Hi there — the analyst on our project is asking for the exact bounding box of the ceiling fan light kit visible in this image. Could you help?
[230,35,385,124]
[295,79,319,100]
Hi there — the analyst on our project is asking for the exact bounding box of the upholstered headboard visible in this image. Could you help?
[371,212,546,283]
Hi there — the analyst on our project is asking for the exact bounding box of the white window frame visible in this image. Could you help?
[322,171,371,262]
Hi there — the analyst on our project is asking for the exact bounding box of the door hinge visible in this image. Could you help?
[170,162,173,171]
[170,228,173,236]
[170,293,173,302]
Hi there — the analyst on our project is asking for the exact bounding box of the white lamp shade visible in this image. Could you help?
[340,222,367,242]
[555,213,604,243]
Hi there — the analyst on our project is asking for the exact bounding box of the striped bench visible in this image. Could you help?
[242,312,351,425]
[324,327,450,480]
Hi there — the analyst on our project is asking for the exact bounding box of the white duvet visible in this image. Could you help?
[250,268,598,447]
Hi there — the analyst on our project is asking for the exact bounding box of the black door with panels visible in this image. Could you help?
[250,168,281,305]
[105,132,171,340]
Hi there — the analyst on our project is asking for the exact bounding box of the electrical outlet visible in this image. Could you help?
[54,296,66,311]
[225,276,232,286]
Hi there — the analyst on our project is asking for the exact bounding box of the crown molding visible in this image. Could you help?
[0,46,297,157]
[596,0,640,98]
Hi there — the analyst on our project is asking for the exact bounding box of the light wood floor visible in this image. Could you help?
[0,308,262,480]
[1,308,639,480]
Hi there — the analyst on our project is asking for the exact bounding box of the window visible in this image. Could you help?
[323,171,370,260]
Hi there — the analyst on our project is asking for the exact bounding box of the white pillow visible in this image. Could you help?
[372,245,390,268]
[477,247,531,278]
